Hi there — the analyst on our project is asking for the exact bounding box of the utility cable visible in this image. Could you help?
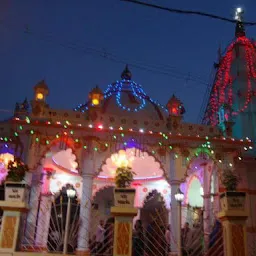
[0,20,209,89]
[121,0,256,26]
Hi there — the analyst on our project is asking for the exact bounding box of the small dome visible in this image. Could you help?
[34,80,49,94]
[75,67,169,131]
[90,85,103,95]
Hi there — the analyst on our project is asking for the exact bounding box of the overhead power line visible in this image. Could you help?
[121,0,256,26]
[0,20,209,89]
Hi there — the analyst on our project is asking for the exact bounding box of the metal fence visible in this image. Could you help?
[17,190,256,256]
[248,232,256,256]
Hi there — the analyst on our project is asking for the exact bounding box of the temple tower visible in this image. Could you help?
[202,9,256,144]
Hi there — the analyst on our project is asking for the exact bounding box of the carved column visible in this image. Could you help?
[76,174,94,255]
[35,172,52,250]
[168,151,185,256]
[202,163,211,249]
[35,195,53,250]
[23,166,43,246]
[170,182,181,255]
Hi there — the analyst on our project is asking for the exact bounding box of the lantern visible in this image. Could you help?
[167,94,185,116]
[34,80,49,102]
[89,86,104,106]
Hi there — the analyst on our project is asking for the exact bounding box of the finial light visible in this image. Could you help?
[235,7,243,21]
[236,7,242,13]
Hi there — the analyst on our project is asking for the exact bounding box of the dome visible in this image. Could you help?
[75,66,169,131]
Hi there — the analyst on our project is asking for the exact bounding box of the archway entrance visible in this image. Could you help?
[90,186,115,255]
[141,190,167,228]
[47,184,80,253]
[141,190,168,256]
[91,186,114,234]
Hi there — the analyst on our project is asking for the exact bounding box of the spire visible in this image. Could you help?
[121,65,132,80]
[218,44,222,61]
[234,7,245,37]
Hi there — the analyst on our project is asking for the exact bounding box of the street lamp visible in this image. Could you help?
[63,187,76,254]
[175,188,184,256]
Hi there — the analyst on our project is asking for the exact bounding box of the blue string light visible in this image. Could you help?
[75,79,168,114]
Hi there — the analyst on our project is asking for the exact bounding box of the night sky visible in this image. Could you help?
[1,0,256,123]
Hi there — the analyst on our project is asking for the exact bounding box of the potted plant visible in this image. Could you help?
[114,166,136,208]
[5,158,29,202]
[220,169,246,211]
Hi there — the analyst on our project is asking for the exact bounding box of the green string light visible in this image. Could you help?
[26,117,30,124]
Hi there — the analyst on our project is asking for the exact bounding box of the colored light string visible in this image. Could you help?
[206,36,256,125]
[74,79,168,114]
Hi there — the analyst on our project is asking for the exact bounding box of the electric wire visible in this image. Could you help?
[0,20,209,90]
[121,0,256,26]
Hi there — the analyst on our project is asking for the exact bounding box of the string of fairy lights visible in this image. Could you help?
[0,115,253,165]
[74,79,169,113]
[206,36,256,125]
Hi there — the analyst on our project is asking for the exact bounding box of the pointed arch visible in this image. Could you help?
[142,189,168,209]
[184,175,203,207]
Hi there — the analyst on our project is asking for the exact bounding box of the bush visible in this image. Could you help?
[115,166,135,188]
[7,158,29,182]
[221,169,240,191]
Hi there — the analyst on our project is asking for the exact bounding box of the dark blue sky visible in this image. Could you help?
[1,0,256,123]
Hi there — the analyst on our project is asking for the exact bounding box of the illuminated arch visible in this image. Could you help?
[185,146,221,178]
[98,147,167,181]
[185,175,203,207]
[38,136,80,173]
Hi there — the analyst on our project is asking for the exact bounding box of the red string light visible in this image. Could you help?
[207,36,256,125]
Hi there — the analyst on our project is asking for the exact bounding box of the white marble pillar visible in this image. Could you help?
[203,164,211,249]
[170,182,180,254]
[24,166,43,246]
[77,174,94,254]
[35,195,53,249]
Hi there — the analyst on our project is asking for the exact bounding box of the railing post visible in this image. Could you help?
[111,188,137,256]
[218,191,248,256]
[111,206,137,256]
[0,201,29,253]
